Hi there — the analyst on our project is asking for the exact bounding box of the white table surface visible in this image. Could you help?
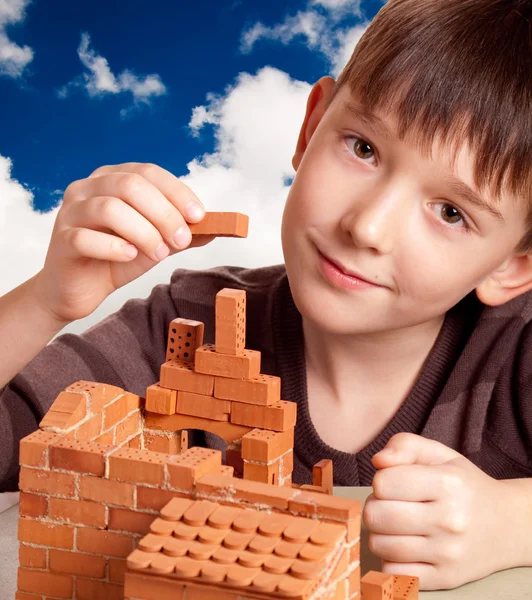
[1,487,530,598]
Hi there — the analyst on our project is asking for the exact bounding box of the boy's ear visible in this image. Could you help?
[475,253,532,306]
[292,76,337,172]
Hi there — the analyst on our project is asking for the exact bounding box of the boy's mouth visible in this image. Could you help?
[315,246,384,289]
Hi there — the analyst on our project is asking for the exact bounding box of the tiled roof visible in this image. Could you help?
[127,496,349,599]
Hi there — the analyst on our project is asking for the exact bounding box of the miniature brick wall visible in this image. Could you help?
[16,381,231,600]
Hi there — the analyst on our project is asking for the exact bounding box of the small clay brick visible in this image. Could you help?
[19,492,48,518]
[103,393,133,429]
[109,558,128,583]
[350,565,361,595]
[289,490,361,521]
[108,447,166,486]
[93,429,114,445]
[241,428,294,462]
[167,447,222,490]
[49,438,111,476]
[196,473,293,510]
[146,383,177,415]
[215,288,246,356]
[74,413,102,441]
[243,459,280,485]
[108,508,157,534]
[17,567,73,598]
[221,464,234,477]
[74,578,123,600]
[231,400,296,432]
[361,571,394,600]
[19,467,76,497]
[124,571,186,599]
[45,390,88,420]
[176,391,231,421]
[66,380,125,413]
[136,487,185,511]
[393,574,419,599]
[15,592,42,600]
[283,516,320,544]
[180,430,189,452]
[313,459,333,494]
[49,549,106,578]
[330,548,349,580]
[225,447,243,477]
[195,344,261,380]
[79,475,135,508]
[18,517,74,549]
[160,496,195,521]
[214,373,281,406]
[347,513,362,543]
[144,412,252,444]
[77,527,135,558]
[167,318,205,362]
[48,497,106,528]
[128,434,142,449]
[115,410,142,445]
[19,544,47,569]
[350,540,361,562]
[281,450,294,478]
[144,430,180,454]
[188,211,249,238]
[160,359,215,395]
[19,429,58,467]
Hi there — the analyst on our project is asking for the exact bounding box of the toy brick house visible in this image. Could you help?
[15,213,418,600]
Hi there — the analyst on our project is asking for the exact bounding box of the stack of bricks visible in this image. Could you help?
[123,476,362,600]
[16,383,229,600]
[144,287,296,487]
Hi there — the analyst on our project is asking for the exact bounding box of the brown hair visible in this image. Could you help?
[328,0,532,253]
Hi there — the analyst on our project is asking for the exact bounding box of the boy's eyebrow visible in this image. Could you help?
[342,100,506,223]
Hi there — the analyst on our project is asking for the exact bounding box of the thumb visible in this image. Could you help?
[372,433,462,469]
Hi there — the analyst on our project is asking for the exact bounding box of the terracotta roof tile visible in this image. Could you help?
[128,496,351,599]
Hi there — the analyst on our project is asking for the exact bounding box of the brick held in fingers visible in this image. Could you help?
[188,211,249,238]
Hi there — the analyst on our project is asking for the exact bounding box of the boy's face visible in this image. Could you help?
[281,76,532,337]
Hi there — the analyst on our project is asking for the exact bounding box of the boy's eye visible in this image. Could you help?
[344,136,377,164]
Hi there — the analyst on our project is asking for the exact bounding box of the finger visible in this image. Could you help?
[65,227,139,262]
[363,493,434,535]
[372,433,461,469]
[380,561,441,591]
[373,464,443,501]
[369,533,434,564]
[70,196,171,264]
[88,163,205,222]
[78,173,193,251]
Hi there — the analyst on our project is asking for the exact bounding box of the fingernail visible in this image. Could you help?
[155,242,170,261]
[186,201,204,222]
[173,225,192,249]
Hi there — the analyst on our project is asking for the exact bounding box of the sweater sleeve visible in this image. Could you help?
[0,279,179,492]
[516,320,532,463]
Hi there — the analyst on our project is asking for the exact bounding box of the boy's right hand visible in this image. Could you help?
[30,163,215,325]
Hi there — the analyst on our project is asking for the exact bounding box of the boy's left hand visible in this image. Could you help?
[364,432,516,591]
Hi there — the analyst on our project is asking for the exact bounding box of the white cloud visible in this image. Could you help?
[240,0,368,77]
[0,0,34,77]
[0,66,309,337]
[58,33,167,115]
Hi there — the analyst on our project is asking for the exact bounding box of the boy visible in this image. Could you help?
[1,0,531,591]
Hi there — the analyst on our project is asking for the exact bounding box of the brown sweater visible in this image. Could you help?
[1,264,532,492]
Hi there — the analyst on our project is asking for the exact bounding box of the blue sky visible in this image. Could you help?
[0,0,382,333]
[1,0,382,212]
